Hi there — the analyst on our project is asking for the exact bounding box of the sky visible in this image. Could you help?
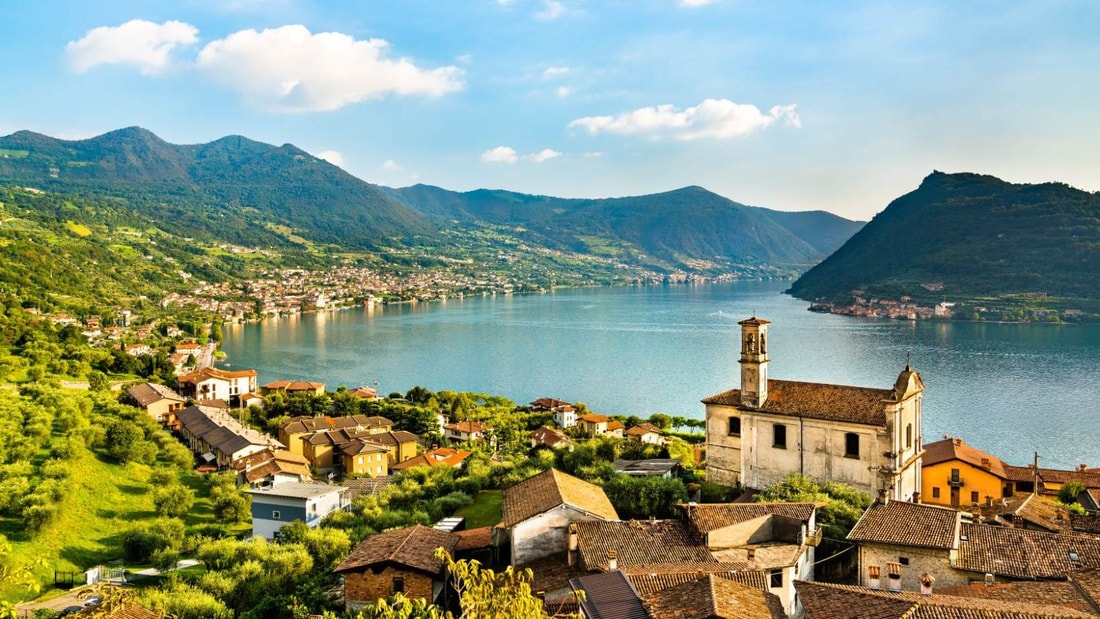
[1,1,1097,221]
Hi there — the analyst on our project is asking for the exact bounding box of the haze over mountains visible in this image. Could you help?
[0,127,861,276]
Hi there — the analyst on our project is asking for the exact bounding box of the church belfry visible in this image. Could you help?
[738,316,770,408]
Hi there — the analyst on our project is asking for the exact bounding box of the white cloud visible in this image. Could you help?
[582,151,602,158]
[679,0,720,7]
[382,159,401,171]
[481,146,519,164]
[195,25,464,112]
[536,0,566,20]
[568,99,801,140]
[542,66,570,79]
[314,150,344,166]
[525,148,562,163]
[65,19,198,75]
[556,86,572,98]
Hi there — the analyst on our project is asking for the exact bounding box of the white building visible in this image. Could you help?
[245,482,351,539]
[704,316,924,500]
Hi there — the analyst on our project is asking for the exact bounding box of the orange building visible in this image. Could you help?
[922,437,1012,508]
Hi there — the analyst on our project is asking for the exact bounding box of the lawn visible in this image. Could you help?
[454,490,502,529]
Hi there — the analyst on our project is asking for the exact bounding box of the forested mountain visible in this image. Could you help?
[387,184,864,271]
[0,127,434,249]
[788,171,1100,305]
[0,127,863,277]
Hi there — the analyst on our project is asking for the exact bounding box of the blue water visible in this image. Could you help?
[220,281,1100,468]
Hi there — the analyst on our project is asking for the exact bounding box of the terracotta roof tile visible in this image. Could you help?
[923,438,1008,479]
[454,526,492,552]
[569,571,649,619]
[848,501,960,550]
[957,522,1100,579]
[977,494,1072,533]
[795,581,1096,619]
[127,382,184,407]
[702,379,896,427]
[643,574,785,619]
[679,502,817,535]
[622,564,764,596]
[575,520,712,571]
[935,580,1097,613]
[334,524,459,575]
[501,468,618,528]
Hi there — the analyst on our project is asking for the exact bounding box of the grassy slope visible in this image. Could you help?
[0,433,237,603]
[454,490,502,529]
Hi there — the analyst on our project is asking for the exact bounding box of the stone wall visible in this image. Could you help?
[345,567,435,612]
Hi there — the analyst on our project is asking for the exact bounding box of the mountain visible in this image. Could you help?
[388,184,863,272]
[0,127,434,249]
[788,171,1100,304]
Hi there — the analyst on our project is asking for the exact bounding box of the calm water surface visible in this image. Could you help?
[220,281,1100,468]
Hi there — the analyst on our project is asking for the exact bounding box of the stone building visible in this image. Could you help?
[704,316,924,500]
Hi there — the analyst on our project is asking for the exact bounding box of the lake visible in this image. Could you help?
[219,280,1100,468]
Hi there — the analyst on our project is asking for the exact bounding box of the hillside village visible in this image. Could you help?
[16,315,1100,619]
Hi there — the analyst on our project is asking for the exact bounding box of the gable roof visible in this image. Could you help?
[443,420,490,434]
[626,423,662,437]
[643,574,785,619]
[569,570,649,619]
[500,468,618,528]
[923,437,1008,479]
[977,493,1072,533]
[531,426,571,447]
[177,367,257,383]
[794,580,1097,619]
[612,459,681,477]
[935,580,1099,614]
[622,564,765,596]
[127,382,184,407]
[579,414,610,423]
[847,501,960,550]
[702,379,896,427]
[679,502,817,535]
[392,447,472,471]
[262,380,325,392]
[957,522,1100,579]
[575,520,713,571]
[333,524,460,575]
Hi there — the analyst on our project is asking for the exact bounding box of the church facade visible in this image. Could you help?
[704,317,924,500]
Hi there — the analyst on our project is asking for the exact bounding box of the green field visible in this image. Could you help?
[453,490,502,529]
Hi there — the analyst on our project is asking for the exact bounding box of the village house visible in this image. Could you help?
[337,439,391,477]
[246,482,350,539]
[391,447,471,472]
[678,502,820,616]
[176,367,258,408]
[530,426,573,449]
[612,458,682,479]
[531,397,578,429]
[175,404,278,468]
[124,343,152,357]
[126,382,186,428]
[705,316,924,500]
[847,497,1100,592]
[498,468,620,566]
[922,436,1013,508]
[625,422,665,445]
[334,524,461,613]
[571,570,786,619]
[278,415,393,455]
[443,420,492,443]
[260,379,326,397]
[232,448,312,487]
[575,413,609,436]
[301,427,418,475]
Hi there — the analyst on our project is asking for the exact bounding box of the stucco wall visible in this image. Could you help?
[923,461,1005,508]
[512,506,607,566]
[859,543,967,592]
[705,403,742,487]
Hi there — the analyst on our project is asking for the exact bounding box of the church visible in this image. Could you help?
[704,317,924,500]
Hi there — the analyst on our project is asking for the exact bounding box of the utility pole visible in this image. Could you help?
[1033,451,1040,495]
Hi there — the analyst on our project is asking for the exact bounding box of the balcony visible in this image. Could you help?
[948,476,964,487]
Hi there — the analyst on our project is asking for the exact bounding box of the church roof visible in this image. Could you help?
[702,379,896,427]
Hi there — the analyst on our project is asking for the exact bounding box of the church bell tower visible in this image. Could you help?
[739,316,770,408]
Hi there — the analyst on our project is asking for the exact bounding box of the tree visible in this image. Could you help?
[437,549,559,619]
[647,413,672,430]
[1059,480,1087,506]
[88,370,109,392]
[154,484,195,517]
[601,474,688,519]
[754,473,872,541]
[0,533,41,619]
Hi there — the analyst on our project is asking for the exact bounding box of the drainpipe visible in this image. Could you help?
[799,417,805,476]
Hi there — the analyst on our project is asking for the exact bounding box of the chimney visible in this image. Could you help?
[567,524,578,566]
[867,565,882,590]
[607,549,618,572]
[747,548,757,570]
[981,457,990,468]
[877,488,889,505]
[912,491,921,504]
[695,570,706,581]
[919,573,935,595]
[886,562,902,592]
[952,437,961,446]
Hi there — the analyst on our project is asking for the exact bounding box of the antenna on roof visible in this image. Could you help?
[905,351,912,371]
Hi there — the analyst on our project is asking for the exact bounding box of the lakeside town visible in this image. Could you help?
[11,314,1100,619]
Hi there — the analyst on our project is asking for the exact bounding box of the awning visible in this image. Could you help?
[201,452,216,462]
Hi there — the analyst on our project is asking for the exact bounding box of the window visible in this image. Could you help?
[393,577,405,594]
[770,570,783,588]
[906,424,912,449]
[971,491,979,504]
[357,457,363,464]
[844,433,860,459]
[773,424,787,449]
[271,510,281,520]
[899,557,910,566]
[932,487,940,499]
[728,417,741,436]
[950,468,960,483]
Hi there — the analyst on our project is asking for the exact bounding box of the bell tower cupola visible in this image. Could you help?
[738,316,770,408]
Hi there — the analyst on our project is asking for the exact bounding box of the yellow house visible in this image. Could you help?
[922,437,1011,508]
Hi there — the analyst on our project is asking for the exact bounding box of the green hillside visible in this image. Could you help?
[0,127,434,250]
[788,171,1100,309]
